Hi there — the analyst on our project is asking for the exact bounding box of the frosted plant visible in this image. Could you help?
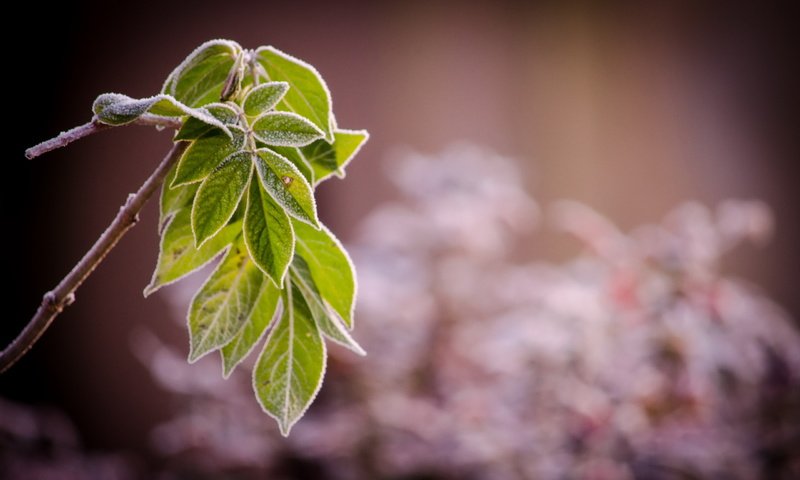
[3,40,368,435]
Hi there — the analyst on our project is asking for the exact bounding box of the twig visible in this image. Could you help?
[25,115,182,160]
[0,141,189,373]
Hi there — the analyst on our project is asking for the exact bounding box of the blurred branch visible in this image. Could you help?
[0,141,189,373]
[25,115,182,160]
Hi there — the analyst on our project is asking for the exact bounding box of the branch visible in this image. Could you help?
[0,141,189,373]
[25,115,182,160]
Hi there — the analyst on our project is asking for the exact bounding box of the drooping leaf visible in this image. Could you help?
[192,152,252,246]
[255,46,333,141]
[291,257,364,355]
[293,220,356,328]
[144,208,240,296]
[175,102,240,141]
[301,129,369,184]
[173,126,245,187]
[162,39,241,107]
[254,284,326,436]
[243,82,289,117]
[243,177,295,285]
[268,146,314,185]
[252,112,324,147]
[220,280,281,377]
[92,93,231,134]
[160,161,198,229]
[188,241,264,362]
[253,149,318,227]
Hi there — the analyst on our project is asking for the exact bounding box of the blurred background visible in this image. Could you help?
[3,1,799,478]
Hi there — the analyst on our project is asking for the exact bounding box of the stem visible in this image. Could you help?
[0,141,189,373]
[25,115,182,160]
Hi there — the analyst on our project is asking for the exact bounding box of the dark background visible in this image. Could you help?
[4,0,799,467]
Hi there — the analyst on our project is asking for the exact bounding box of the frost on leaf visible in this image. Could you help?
[255,46,333,141]
[292,219,357,328]
[173,126,246,187]
[252,111,325,147]
[290,256,364,355]
[92,93,230,134]
[243,82,289,117]
[243,177,295,285]
[253,284,326,436]
[221,279,281,377]
[301,129,369,185]
[144,208,240,297]
[176,103,240,141]
[191,151,252,246]
[253,149,319,227]
[162,39,242,108]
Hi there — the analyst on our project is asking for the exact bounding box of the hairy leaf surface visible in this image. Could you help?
[252,112,324,147]
[256,47,333,141]
[188,241,263,361]
[192,152,252,246]
[145,208,240,296]
[293,220,356,328]
[254,149,318,226]
[221,280,281,377]
[244,176,294,285]
[254,285,325,436]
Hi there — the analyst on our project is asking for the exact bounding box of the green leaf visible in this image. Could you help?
[254,284,326,436]
[255,46,333,141]
[267,146,314,185]
[254,149,318,227]
[144,208,239,297]
[160,161,198,228]
[268,146,314,185]
[252,112,324,147]
[301,129,369,184]
[244,177,295,285]
[292,220,356,328]
[220,280,281,377]
[162,40,241,107]
[92,93,230,133]
[243,82,289,117]
[291,257,364,355]
[175,102,240,141]
[173,126,245,187]
[192,151,252,246]
[188,241,264,362]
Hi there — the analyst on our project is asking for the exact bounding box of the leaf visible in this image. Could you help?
[253,284,326,436]
[292,220,357,328]
[92,93,229,134]
[268,146,314,185]
[192,151,252,246]
[175,102,240,141]
[253,149,318,227]
[243,82,289,117]
[291,257,364,355]
[301,129,369,184]
[173,126,245,187]
[160,161,198,229]
[243,177,295,285]
[252,112,324,147]
[220,280,281,377]
[144,208,240,296]
[162,39,241,107]
[188,241,264,362]
[256,46,333,141]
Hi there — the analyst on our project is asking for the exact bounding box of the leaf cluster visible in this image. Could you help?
[95,40,367,435]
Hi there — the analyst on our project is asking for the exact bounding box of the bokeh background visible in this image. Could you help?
[4,1,799,478]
